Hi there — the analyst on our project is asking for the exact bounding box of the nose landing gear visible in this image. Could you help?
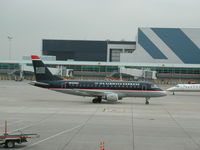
[145,97,150,105]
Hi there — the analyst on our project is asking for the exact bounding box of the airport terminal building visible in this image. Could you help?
[42,40,136,62]
[121,28,200,64]
[1,27,200,83]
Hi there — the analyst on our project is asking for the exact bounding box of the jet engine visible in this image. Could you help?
[104,93,119,102]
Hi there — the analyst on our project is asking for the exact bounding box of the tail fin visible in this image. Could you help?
[31,55,59,81]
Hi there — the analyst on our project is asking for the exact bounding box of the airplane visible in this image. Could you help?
[30,55,167,104]
[167,84,200,95]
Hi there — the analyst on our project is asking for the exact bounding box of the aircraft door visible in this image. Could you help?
[61,82,65,88]
[61,82,68,88]
[142,84,147,90]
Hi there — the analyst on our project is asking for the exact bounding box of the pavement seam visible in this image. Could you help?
[26,123,84,148]
[131,103,135,150]
[9,110,60,134]
[161,104,200,150]
[59,107,99,150]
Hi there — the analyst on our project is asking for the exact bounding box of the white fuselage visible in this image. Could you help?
[167,84,200,92]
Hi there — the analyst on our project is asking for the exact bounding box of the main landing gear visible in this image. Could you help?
[92,96,102,103]
[145,97,150,105]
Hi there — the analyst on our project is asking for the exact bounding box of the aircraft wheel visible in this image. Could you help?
[145,98,150,105]
[145,100,149,105]
[97,97,102,103]
[92,98,98,103]
[5,140,15,148]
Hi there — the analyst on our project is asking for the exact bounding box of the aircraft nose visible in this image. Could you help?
[167,87,174,91]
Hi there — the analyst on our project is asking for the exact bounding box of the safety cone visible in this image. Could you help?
[100,141,105,150]
[4,120,8,135]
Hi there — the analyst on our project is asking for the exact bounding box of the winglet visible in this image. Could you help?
[31,55,40,60]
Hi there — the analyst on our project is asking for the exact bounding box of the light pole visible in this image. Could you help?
[7,36,13,59]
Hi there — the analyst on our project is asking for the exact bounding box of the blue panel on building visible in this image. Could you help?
[152,28,200,64]
[138,29,168,59]
[43,40,107,61]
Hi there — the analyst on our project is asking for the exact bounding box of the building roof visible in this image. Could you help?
[1,59,200,68]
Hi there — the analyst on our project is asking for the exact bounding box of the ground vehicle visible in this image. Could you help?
[0,121,39,148]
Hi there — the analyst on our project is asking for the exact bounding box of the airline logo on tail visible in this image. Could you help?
[31,55,46,74]
[36,67,45,74]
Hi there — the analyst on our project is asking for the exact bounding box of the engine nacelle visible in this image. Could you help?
[104,93,119,102]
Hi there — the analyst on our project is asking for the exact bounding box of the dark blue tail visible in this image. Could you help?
[31,55,60,81]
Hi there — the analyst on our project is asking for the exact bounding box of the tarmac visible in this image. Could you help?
[0,80,200,150]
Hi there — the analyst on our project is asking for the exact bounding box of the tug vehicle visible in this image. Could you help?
[0,121,39,148]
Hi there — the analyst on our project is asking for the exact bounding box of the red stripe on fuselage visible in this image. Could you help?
[48,88,164,92]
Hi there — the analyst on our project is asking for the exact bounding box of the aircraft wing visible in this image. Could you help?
[72,89,107,97]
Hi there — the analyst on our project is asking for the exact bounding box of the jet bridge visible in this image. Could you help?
[10,64,73,81]
[120,67,157,80]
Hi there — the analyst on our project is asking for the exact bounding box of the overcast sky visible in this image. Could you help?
[0,0,200,60]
